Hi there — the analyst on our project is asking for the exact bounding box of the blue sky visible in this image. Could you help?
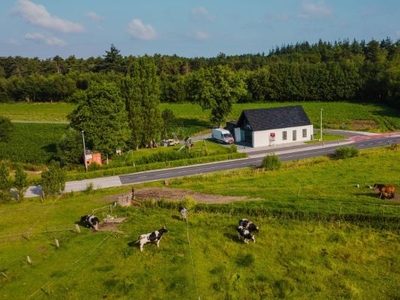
[1,0,399,59]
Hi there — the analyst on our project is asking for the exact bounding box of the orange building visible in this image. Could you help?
[84,150,102,166]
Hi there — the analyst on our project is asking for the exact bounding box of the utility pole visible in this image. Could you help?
[320,109,323,142]
[82,130,88,172]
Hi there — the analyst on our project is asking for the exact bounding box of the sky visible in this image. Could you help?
[1,0,400,59]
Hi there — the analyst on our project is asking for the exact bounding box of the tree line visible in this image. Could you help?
[0,38,400,105]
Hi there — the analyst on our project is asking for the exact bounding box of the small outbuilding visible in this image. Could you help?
[232,105,314,148]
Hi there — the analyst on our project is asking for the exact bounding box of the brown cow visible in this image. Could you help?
[373,184,396,199]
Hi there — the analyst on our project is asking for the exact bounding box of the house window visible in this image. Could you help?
[282,131,287,141]
[302,129,307,138]
[292,130,297,141]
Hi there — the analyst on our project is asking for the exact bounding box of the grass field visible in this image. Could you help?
[2,101,400,132]
[1,146,400,299]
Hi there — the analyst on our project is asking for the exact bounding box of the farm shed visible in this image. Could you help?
[84,150,102,166]
[232,106,314,148]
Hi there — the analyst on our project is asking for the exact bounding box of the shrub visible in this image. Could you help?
[332,146,359,159]
[261,154,281,170]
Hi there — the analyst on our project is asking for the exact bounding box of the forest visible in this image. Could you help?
[0,38,399,105]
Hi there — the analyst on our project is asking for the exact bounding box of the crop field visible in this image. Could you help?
[2,101,400,132]
[0,123,68,166]
[1,147,400,299]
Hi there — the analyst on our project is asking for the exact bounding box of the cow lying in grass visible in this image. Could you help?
[80,214,100,231]
[373,183,396,199]
[135,226,169,252]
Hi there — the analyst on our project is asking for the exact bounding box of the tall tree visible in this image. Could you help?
[100,44,124,73]
[68,82,131,157]
[123,56,162,149]
[186,65,246,126]
[161,108,177,139]
[57,128,85,166]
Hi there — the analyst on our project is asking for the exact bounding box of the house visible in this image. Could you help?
[231,106,313,148]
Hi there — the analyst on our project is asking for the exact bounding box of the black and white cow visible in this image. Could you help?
[238,218,259,232]
[135,226,169,252]
[237,225,255,243]
[80,214,100,231]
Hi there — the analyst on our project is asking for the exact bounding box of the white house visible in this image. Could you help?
[231,106,314,148]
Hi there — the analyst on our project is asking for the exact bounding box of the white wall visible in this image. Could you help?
[234,127,241,142]
[252,125,314,147]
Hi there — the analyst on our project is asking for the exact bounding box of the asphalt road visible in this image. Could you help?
[25,130,400,197]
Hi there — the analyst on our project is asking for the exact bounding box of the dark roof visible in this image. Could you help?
[237,106,311,131]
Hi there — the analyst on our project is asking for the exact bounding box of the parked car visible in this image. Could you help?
[212,128,234,144]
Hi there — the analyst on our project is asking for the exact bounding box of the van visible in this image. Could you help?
[212,128,234,144]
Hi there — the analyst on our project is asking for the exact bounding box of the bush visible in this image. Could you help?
[261,154,281,170]
[332,146,359,159]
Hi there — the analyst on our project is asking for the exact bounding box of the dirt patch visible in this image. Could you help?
[350,120,378,131]
[102,187,262,204]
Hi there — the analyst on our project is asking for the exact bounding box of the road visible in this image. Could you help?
[25,130,400,197]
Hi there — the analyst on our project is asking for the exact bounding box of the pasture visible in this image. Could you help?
[1,146,400,299]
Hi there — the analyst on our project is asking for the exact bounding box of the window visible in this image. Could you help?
[292,130,297,141]
[302,129,307,138]
[282,131,287,141]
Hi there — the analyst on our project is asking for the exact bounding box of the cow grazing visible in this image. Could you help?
[238,218,259,232]
[373,184,396,199]
[80,214,100,231]
[237,225,255,243]
[135,226,169,252]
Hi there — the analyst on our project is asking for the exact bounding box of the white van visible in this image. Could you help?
[212,128,234,144]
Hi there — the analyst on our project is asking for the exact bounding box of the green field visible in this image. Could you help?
[2,101,400,132]
[1,146,400,299]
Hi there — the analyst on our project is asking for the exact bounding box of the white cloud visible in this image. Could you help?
[127,19,157,40]
[188,30,210,41]
[299,0,332,19]
[190,6,215,22]
[25,32,67,46]
[13,0,84,33]
[85,12,103,22]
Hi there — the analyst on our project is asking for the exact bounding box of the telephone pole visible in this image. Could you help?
[82,130,88,172]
